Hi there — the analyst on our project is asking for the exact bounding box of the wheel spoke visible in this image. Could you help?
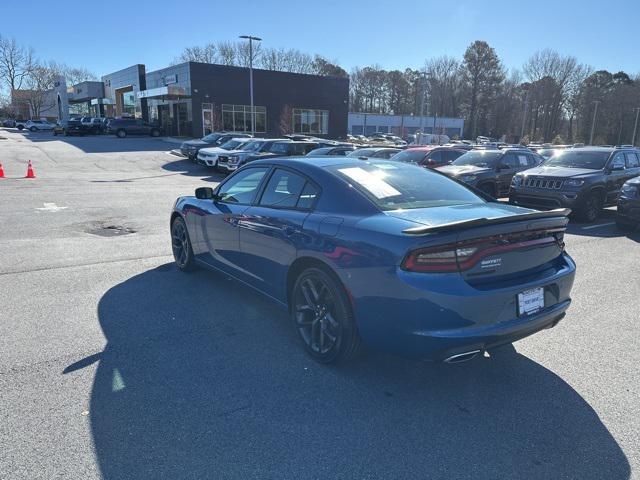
[301,281,317,308]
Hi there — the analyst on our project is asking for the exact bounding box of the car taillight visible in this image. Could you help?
[401,229,564,273]
[401,244,477,272]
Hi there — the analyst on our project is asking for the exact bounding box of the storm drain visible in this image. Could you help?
[86,223,137,237]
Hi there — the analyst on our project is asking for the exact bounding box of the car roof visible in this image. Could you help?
[250,155,367,170]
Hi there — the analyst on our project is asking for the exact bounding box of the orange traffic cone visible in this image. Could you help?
[0,163,4,178]
[25,160,35,178]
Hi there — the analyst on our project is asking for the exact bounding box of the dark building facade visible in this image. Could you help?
[139,62,349,138]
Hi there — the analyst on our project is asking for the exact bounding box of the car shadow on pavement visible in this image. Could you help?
[75,264,630,480]
[565,209,640,242]
[20,131,177,154]
[162,157,227,183]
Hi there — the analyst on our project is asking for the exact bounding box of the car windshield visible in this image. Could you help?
[544,150,610,169]
[390,150,427,163]
[328,161,484,211]
[307,147,333,156]
[220,139,247,150]
[347,148,378,158]
[452,151,502,168]
[269,142,290,154]
[202,133,222,142]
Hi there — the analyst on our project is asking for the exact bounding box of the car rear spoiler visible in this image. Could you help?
[402,208,571,235]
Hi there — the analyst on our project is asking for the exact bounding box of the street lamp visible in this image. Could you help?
[239,35,262,136]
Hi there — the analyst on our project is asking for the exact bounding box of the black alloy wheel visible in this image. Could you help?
[171,217,195,271]
[292,268,362,363]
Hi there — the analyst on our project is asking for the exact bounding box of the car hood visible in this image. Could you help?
[625,176,640,186]
[521,165,597,178]
[436,165,492,176]
[384,202,532,228]
[181,140,208,148]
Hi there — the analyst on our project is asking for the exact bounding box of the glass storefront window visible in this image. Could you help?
[123,91,136,116]
[293,109,329,135]
[221,104,266,133]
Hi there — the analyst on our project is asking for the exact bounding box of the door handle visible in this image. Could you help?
[283,226,297,236]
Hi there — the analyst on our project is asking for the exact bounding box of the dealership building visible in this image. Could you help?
[53,62,349,139]
[348,113,464,138]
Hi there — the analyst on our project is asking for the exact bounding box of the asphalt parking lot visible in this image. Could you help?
[0,129,639,480]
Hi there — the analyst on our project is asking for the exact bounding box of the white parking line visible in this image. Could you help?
[582,222,615,230]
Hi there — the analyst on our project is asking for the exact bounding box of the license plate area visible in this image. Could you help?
[518,287,544,316]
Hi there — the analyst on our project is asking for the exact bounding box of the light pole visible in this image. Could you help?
[589,100,600,145]
[239,35,261,136]
[419,72,427,144]
[632,107,640,147]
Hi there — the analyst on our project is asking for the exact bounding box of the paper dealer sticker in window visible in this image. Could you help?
[338,167,401,199]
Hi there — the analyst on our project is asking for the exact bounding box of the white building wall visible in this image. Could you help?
[348,113,464,138]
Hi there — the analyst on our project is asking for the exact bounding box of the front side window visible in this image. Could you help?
[452,151,502,168]
[625,152,639,168]
[217,167,269,204]
[269,142,291,154]
[610,153,626,170]
[259,169,309,209]
[293,109,329,134]
[221,104,266,133]
[328,161,484,211]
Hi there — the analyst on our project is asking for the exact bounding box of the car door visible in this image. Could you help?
[198,167,270,278]
[604,152,627,204]
[496,153,519,196]
[624,151,640,182]
[239,167,319,300]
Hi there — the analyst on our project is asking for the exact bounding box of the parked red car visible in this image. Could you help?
[390,146,467,168]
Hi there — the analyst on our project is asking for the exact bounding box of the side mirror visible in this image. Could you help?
[195,187,215,200]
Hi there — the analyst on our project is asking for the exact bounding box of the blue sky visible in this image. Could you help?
[3,0,640,77]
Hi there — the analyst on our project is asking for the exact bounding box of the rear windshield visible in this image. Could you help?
[452,151,502,167]
[327,161,484,211]
[544,150,610,169]
[347,148,377,158]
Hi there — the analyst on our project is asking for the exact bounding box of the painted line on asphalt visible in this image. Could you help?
[582,222,615,230]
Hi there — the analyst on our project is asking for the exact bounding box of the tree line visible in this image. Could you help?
[3,33,639,145]
[0,35,96,117]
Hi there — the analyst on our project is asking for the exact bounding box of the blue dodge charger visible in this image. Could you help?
[170,156,576,364]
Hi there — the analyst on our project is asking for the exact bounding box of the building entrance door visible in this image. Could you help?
[158,105,171,135]
[202,107,213,136]
[174,103,188,136]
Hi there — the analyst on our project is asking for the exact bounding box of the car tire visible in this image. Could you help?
[615,218,636,232]
[291,267,363,364]
[116,129,127,138]
[17,124,24,130]
[479,183,496,198]
[29,126,37,132]
[171,216,196,272]
[150,129,160,137]
[578,192,603,223]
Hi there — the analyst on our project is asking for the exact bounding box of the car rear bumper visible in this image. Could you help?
[345,252,576,360]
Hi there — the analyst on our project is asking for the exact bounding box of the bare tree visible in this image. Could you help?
[217,41,237,65]
[0,35,34,94]
[172,43,217,64]
[23,61,58,118]
[278,104,293,135]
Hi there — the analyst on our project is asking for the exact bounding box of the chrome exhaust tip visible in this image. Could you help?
[444,350,482,364]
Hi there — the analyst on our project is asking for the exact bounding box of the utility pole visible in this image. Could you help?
[419,72,427,144]
[632,107,640,146]
[589,100,600,145]
[239,35,261,136]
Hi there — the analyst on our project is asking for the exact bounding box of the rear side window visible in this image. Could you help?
[625,152,639,168]
[259,169,309,209]
[501,153,519,169]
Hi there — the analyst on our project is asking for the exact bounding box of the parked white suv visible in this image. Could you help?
[196,137,253,168]
[24,120,56,132]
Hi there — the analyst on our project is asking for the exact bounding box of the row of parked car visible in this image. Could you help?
[2,117,163,138]
[180,132,640,230]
